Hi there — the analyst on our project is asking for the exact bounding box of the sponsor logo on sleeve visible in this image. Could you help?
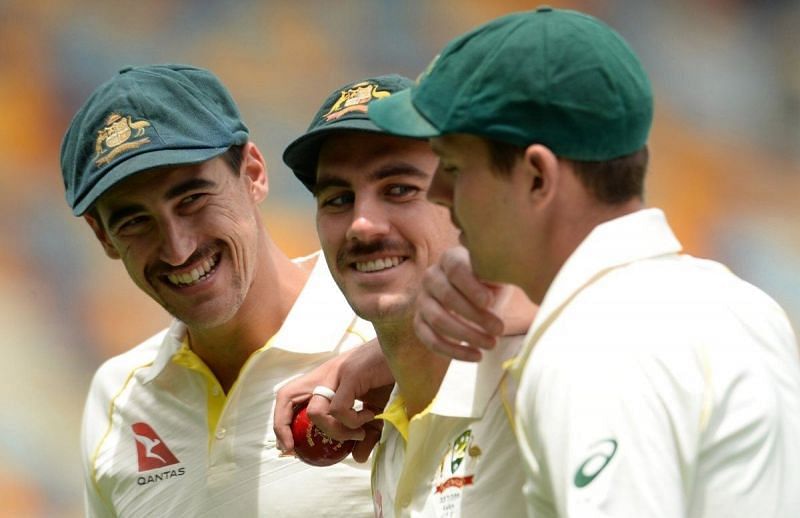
[574,438,617,488]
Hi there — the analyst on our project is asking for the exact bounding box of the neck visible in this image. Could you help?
[527,199,645,304]
[187,237,311,392]
[376,321,450,417]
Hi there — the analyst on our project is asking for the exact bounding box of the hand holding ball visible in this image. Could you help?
[291,402,355,466]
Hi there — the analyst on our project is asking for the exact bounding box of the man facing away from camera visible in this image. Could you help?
[370,7,800,518]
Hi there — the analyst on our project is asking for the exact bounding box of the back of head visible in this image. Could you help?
[369,7,653,162]
[61,64,249,216]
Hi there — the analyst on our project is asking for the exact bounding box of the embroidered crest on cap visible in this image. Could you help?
[94,112,152,166]
[324,81,391,122]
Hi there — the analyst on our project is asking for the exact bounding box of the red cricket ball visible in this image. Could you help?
[291,402,355,467]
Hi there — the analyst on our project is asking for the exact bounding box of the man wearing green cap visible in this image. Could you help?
[60,64,377,517]
[276,74,533,517]
[369,7,800,518]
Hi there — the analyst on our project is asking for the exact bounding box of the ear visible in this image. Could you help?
[522,144,560,205]
[241,142,269,203]
[84,213,121,260]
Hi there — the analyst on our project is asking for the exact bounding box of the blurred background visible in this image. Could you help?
[1,0,799,515]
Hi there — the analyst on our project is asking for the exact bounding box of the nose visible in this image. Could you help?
[427,167,453,209]
[345,197,390,243]
[158,217,196,266]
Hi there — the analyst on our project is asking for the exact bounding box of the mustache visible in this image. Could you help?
[337,238,412,267]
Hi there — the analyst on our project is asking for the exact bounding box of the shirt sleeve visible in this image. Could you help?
[81,371,117,518]
[518,321,708,518]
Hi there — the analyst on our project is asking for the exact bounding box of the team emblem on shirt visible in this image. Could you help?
[94,112,152,166]
[574,438,618,488]
[323,81,391,121]
[433,429,480,514]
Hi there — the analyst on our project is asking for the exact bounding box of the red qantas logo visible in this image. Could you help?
[131,422,179,472]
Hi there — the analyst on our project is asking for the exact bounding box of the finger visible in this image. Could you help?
[326,371,383,429]
[307,395,370,441]
[424,267,503,337]
[416,292,498,349]
[439,247,495,308]
[360,383,394,412]
[328,387,378,430]
[274,389,313,452]
[352,422,383,463]
[414,311,484,362]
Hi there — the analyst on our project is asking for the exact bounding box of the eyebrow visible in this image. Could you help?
[105,178,217,230]
[313,163,430,197]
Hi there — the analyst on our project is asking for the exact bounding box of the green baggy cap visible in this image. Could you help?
[61,64,249,216]
[369,7,653,161]
[283,74,415,192]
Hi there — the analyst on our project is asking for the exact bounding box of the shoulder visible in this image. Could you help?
[81,328,171,459]
[86,329,169,406]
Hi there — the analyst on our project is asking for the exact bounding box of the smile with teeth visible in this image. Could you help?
[166,255,218,287]
[354,256,404,273]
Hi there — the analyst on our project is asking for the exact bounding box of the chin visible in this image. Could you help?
[170,302,241,330]
[350,293,412,323]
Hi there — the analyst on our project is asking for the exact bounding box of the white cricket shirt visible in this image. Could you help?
[81,252,376,517]
[373,335,527,517]
[510,208,800,518]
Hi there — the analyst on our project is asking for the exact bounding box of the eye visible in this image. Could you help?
[114,215,150,236]
[386,184,420,198]
[180,193,207,206]
[318,191,354,209]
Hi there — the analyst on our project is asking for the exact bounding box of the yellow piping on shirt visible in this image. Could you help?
[698,344,714,432]
[345,325,369,343]
[500,358,517,436]
[91,361,154,512]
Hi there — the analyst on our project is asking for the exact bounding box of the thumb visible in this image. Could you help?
[351,421,383,463]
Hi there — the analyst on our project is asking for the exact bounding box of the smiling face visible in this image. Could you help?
[315,132,459,327]
[86,145,268,330]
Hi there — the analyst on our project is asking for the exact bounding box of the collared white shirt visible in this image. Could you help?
[510,208,800,518]
[373,335,527,517]
[81,252,376,517]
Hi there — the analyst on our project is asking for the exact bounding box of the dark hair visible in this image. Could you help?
[485,138,648,203]
[486,138,525,175]
[570,147,648,203]
[220,143,246,175]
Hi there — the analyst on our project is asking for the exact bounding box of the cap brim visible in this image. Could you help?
[282,119,386,192]
[367,89,440,138]
[72,147,229,216]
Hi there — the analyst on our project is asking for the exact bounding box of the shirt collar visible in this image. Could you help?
[142,319,187,384]
[377,335,523,441]
[509,208,682,374]
[430,335,523,419]
[142,250,360,383]
[268,251,361,353]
